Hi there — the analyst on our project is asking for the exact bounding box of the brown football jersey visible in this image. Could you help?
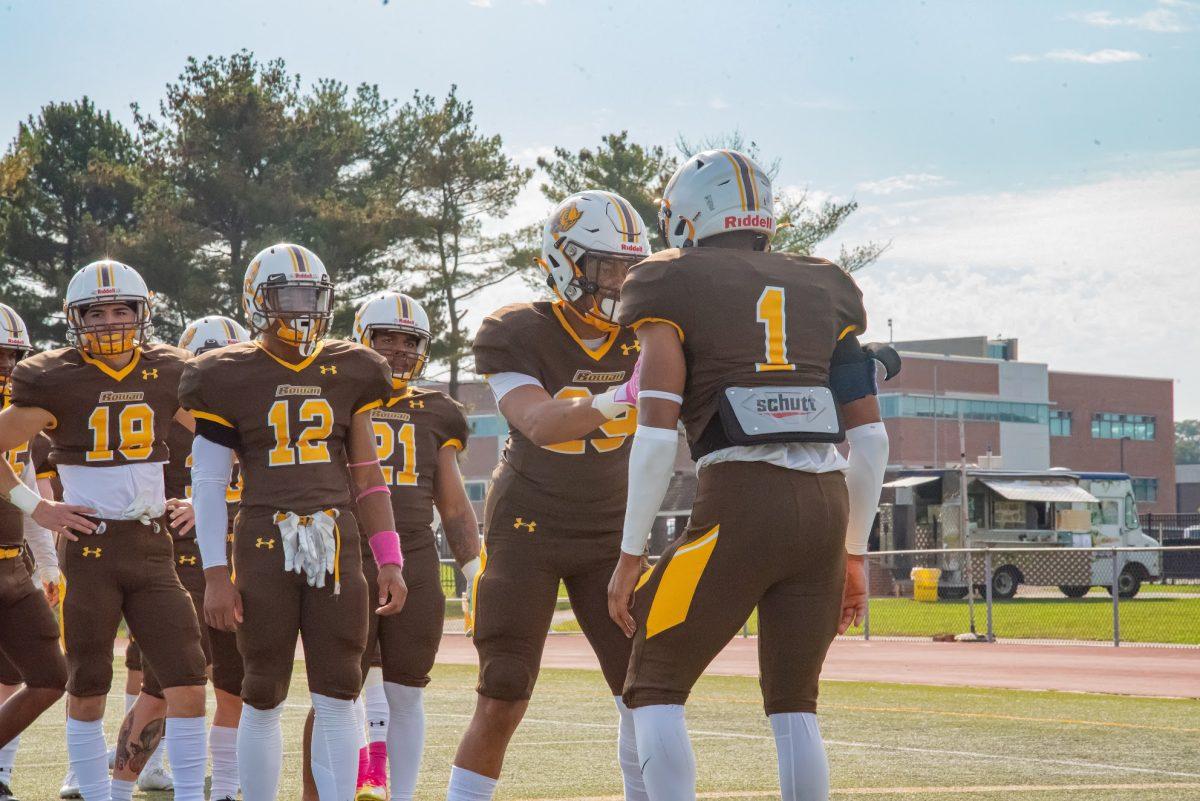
[365,385,469,549]
[10,344,189,468]
[179,339,392,514]
[618,248,867,446]
[473,301,639,532]
[1,411,40,547]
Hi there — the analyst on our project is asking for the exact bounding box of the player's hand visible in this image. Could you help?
[839,554,868,635]
[166,498,195,537]
[376,563,407,616]
[40,570,60,606]
[204,568,243,631]
[33,499,97,540]
[607,552,643,638]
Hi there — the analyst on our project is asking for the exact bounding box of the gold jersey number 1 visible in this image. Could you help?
[755,286,796,373]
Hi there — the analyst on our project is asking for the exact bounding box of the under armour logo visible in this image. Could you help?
[621,341,641,355]
[142,368,159,380]
[409,399,425,409]
[513,517,537,533]
[320,365,337,375]
[178,555,197,566]
[81,546,102,558]
[255,537,275,550]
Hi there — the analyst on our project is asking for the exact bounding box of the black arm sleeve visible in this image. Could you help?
[829,334,878,404]
[195,418,241,451]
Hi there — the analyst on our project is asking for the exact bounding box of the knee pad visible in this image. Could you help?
[478,655,534,702]
[240,671,289,711]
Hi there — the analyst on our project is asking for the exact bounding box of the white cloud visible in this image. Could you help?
[468,0,492,7]
[1010,49,1144,64]
[708,96,729,111]
[1071,6,1189,32]
[821,166,1200,417]
[857,173,950,196]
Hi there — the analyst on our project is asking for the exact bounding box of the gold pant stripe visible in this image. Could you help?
[645,526,720,639]
[466,541,487,634]
[57,576,67,647]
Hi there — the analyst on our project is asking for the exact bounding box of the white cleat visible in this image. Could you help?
[58,768,81,799]
[136,765,174,791]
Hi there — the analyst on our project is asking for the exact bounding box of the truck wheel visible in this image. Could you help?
[938,585,968,600]
[1058,585,1090,598]
[991,567,1020,600]
[1106,568,1143,599]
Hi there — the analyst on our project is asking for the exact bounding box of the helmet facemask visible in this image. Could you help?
[368,326,430,383]
[550,240,638,329]
[68,300,150,356]
[0,345,30,397]
[250,276,334,354]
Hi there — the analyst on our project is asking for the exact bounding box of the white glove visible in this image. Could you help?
[276,513,303,575]
[461,556,481,636]
[36,565,61,587]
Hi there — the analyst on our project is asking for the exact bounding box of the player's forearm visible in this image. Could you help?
[620,425,679,556]
[19,462,57,573]
[442,509,480,566]
[519,397,610,446]
[355,490,396,538]
[192,434,235,569]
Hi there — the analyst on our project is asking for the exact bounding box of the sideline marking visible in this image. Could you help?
[516,783,1200,800]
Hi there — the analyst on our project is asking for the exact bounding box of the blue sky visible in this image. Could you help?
[2,0,1199,415]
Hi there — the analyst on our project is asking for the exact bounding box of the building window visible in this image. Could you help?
[464,480,489,503]
[468,414,509,439]
[1130,478,1158,504]
[877,394,1049,425]
[1090,412,1156,441]
[1049,410,1072,437]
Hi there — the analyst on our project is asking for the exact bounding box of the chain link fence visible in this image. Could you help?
[437,547,1200,646]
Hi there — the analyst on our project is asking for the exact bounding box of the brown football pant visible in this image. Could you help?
[472,492,632,701]
[233,507,368,710]
[360,538,445,688]
[135,537,244,698]
[623,462,848,715]
[0,548,66,690]
[59,517,207,697]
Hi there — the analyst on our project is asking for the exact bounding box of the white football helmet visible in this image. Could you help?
[352,292,431,382]
[539,190,650,329]
[0,303,33,395]
[178,315,250,356]
[64,260,152,355]
[242,243,334,353]
[659,149,774,249]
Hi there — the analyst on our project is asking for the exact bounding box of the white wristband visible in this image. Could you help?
[8,482,41,516]
[592,387,633,420]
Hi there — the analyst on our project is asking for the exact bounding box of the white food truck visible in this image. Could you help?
[879,469,1161,599]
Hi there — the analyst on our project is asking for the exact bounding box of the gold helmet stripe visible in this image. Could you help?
[720,151,750,211]
[220,318,235,340]
[607,193,638,243]
[0,305,19,338]
[725,151,759,211]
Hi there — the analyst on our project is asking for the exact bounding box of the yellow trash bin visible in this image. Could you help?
[911,567,942,602]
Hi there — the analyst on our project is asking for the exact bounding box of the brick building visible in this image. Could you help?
[886,337,1175,513]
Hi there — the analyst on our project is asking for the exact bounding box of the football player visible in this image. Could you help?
[184,243,405,801]
[446,191,648,801]
[608,150,892,801]
[0,262,210,801]
[0,302,65,801]
[352,291,480,801]
[113,315,252,800]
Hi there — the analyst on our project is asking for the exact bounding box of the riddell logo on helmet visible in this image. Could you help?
[723,214,774,230]
[619,243,646,253]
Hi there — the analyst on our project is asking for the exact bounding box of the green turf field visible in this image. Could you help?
[9,659,1200,800]
[554,595,1200,644]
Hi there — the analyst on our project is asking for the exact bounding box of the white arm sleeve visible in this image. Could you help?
[192,434,235,569]
[19,460,58,578]
[486,372,543,403]
[844,422,889,555]
[620,425,680,556]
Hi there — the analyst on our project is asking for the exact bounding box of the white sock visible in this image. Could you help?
[312,692,361,800]
[632,704,695,801]
[309,711,337,801]
[354,694,369,750]
[238,703,283,801]
[446,765,497,801]
[383,682,424,801]
[0,733,19,779]
[614,697,649,801]
[364,669,389,745]
[770,712,829,801]
[110,778,134,801]
[67,717,111,801]
[209,724,240,800]
[124,693,137,714]
[165,715,207,801]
